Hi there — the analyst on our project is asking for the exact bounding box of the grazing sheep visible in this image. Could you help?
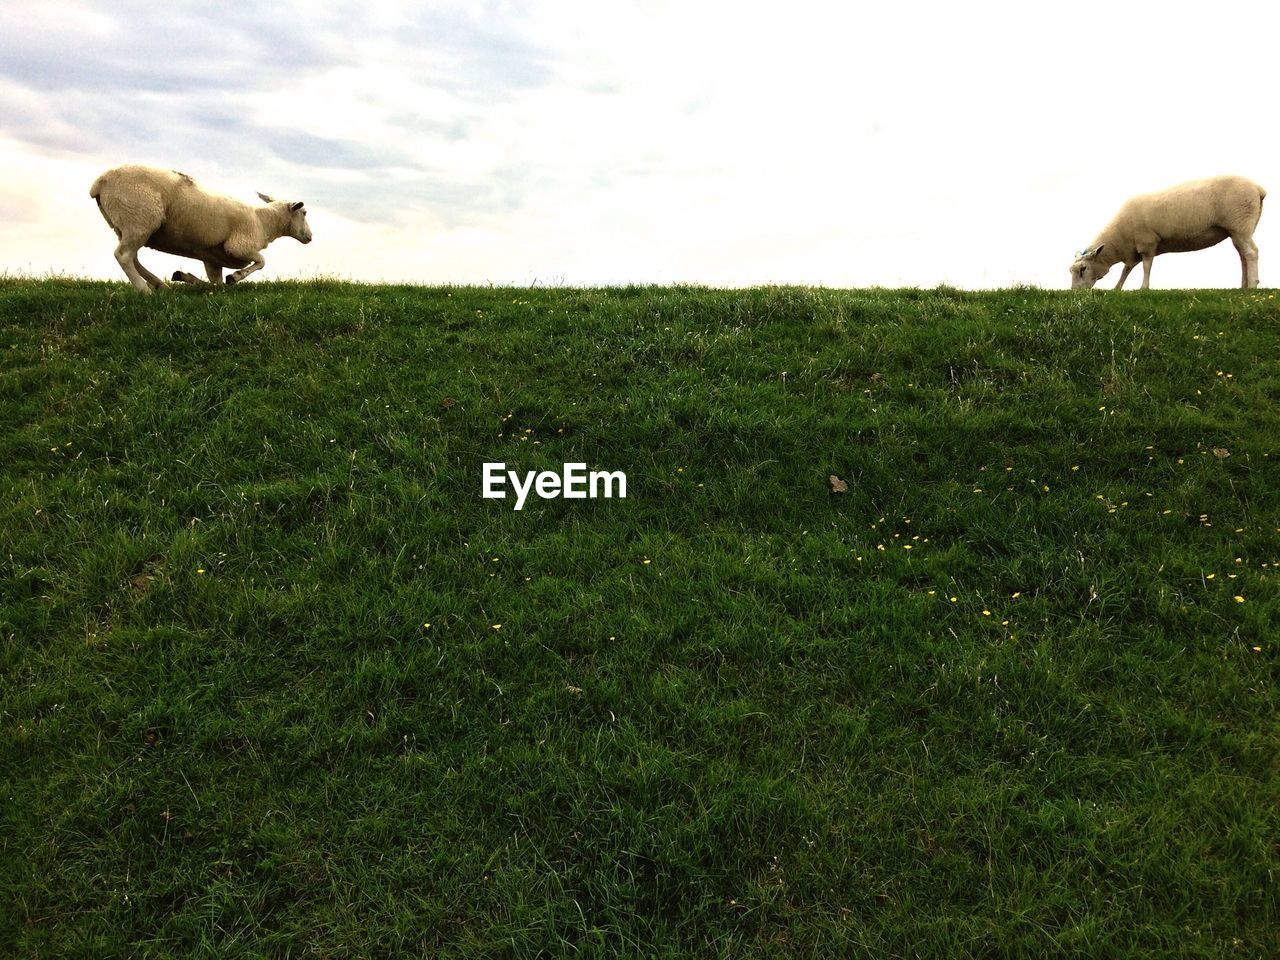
[1070,175,1265,290]
[89,165,312,293]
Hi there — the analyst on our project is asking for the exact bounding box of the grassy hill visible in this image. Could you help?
[2,279,1277,958]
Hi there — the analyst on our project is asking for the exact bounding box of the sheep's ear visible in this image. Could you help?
[1089,243,1104,259]
[290,201,305,211]
[257,192,275,203]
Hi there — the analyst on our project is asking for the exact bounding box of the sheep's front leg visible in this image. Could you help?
[1139,252,1155,290]
[171,261,226,286]
[1114,263,1135,290]
[227,255,264,285]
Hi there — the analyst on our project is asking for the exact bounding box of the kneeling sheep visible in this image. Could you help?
[90,164,312,293]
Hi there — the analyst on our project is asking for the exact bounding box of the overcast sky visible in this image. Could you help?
[1,1,1276,288]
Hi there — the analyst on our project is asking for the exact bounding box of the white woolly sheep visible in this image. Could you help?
[1070,175,1265,290]
[89,164,312,293]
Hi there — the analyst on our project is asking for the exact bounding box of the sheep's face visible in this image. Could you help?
[285,201,312,244]
[1070,245,1106,289]
[259,193,312,244]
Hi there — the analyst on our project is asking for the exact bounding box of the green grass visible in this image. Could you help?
[2,279,1277,958]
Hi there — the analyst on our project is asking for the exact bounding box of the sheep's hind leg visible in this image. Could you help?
[1231,234,1259,288]
[133,255,167,290]
[204,261,224,285]
[227,255,264,285]
[114,238,154,294]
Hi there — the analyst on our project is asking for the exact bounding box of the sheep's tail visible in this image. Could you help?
[89,172,114,231]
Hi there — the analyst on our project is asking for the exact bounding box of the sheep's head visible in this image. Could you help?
[1070,244,1107,289]
[258,193,313,244]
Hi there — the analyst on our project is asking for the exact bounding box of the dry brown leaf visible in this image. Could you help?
[1212,447,1230,459]
[828,475,848,494]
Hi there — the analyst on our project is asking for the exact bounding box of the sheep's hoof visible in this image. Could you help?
[171,271,184,282]
[225,275,237,285]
